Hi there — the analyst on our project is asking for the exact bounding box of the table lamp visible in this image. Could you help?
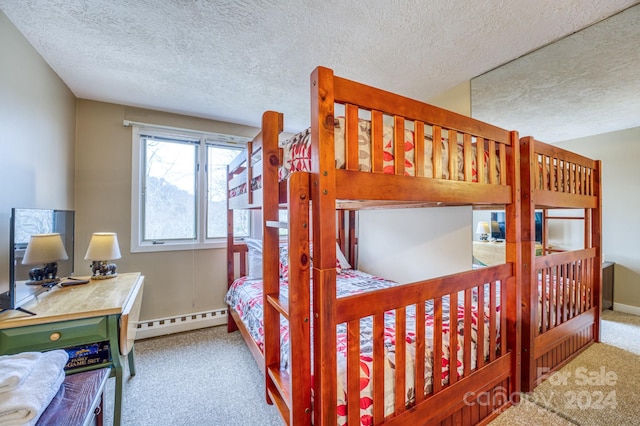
[84,232,121,279]
[22,233,69,285]
[476,221,490,241]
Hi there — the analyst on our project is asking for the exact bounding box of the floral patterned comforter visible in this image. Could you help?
[225,269,501,425]
[229,117,501,199]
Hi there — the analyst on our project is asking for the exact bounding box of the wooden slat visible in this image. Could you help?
[540,155,547,191]
[463,288,472,376]
[414,121,425,178]
[394,116,405,176]
[555,266,561,329]
[433,126,442,179]
[371,110,384,173]
[488,140,497,184]
[540,267,547,333]
[433,297,443,394]
[345,104,359,171]
[489,281,497,362]
[449,291,458,385]
[448,130,458,181]
[395,306,407,412]
[500,279,507,356]
[415,300,426,403]
[463,133,473,182]
[475,137,485,184]
[477,285,485,368]
[347,319,360,426]
[499,143,507,185]
[373,314,385,422]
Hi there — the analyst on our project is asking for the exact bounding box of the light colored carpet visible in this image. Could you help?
[490,310,640,426]
[101,310,638,425]
[103,326,282,425]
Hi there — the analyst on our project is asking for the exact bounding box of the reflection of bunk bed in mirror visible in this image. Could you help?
[519,136,602,392]
[226,66,522,425]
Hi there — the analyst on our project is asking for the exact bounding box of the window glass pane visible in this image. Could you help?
[207,145,249,238]
[143,138,197,240]
[279,209,288,236]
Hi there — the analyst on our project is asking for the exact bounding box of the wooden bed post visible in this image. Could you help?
[226,164,238,333]
[592,160,603,342]
[505,130,522,397]
[310,66,338,425]
[285,172,313,424]
[519,136,538,392]
[261,111,285,408]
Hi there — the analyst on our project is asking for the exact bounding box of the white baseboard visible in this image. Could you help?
[135,308,228,340]
[612,302,640,316]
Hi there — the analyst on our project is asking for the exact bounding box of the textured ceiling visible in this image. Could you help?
[1,0,639,140]
[472,4,640,143]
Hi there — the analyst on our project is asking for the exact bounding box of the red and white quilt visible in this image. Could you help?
[229,118,501,199]
[226,269,501,425]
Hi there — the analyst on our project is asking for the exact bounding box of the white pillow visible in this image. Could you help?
[244,238,263,279]
[336,242,352,270]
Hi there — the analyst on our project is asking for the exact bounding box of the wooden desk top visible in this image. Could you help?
[473,241,543,266]
[0,272,142,329]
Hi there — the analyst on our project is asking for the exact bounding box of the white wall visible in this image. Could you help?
[556,127,640,311]
[356,82,474,282]
[358,207,471,283]
[0,10,76,296]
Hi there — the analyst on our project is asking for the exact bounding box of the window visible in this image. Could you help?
[131,124,249,252]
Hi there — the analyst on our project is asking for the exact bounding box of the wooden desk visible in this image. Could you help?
[473,241,543,266]
[0,272,144,426]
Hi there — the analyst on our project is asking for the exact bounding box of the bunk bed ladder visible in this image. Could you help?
[263,171,312,425]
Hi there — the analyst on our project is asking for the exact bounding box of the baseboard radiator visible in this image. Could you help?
[135,308,228,340]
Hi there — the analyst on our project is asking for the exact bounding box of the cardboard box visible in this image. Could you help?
[64,342,111,370]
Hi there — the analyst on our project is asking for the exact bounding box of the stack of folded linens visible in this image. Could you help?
[0,350,69,426]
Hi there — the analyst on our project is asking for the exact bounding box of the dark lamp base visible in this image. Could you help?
[90,261,118,280]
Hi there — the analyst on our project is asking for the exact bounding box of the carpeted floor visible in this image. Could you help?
[490,310,640,426]
[103,326,282,425]
[103,310,639,425]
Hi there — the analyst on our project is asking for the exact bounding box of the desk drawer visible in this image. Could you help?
[0,317,109,355]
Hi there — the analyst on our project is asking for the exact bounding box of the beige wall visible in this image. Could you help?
[0,10,76,294]
[556,127,640,311]
[429,80,471,116]
[74,100,258,321]
[357,82,474,280]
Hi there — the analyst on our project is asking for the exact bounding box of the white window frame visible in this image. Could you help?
[129,121,249,253]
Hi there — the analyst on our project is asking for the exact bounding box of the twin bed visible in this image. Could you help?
[225,66,602,425]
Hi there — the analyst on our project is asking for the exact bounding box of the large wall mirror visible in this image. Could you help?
[470,4,640,143]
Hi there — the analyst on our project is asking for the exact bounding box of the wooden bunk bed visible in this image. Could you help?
[519,136,602,392]
[226,66,522,425]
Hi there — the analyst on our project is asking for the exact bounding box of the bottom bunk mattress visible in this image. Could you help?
[225,269,501,424]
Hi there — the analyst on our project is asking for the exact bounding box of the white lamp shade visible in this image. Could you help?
[84,232,122,261]
[22,233,69,265]
[476,221,490,234]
